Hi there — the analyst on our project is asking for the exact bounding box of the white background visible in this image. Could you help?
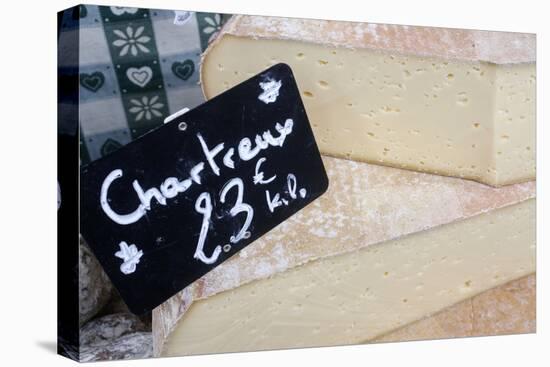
[0,0,547,365]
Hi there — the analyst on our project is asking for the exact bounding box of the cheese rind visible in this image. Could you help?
[374,274,535,343]
[201,16,536,186]
[212,15,535,65]
[152,156,535,356]
[160,200,535,355]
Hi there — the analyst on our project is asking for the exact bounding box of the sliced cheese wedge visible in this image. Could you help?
[201,16,536,186]
[153,157,535,356]
[159,201,534,355]
[374,273,535,343]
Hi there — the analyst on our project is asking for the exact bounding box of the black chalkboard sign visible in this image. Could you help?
[80,63,329,314]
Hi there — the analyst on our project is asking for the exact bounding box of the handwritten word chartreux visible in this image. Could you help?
[99,117,309,270]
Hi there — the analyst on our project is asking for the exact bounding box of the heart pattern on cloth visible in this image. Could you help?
[101,138,123,157]
[110,6,138,16]
[126,66,153,87]
[78,5,87,18]
[171,59,195,81]
[80,72,105,92]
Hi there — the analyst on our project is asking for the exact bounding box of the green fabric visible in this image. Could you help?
[58,5,230,164]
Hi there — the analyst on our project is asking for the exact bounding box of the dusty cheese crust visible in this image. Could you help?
[374,273,535,343]
[152,156,535,356]
[159,200,535,355]
[212,15,535,65]
[200,16,536,186]
[154,20,537,353]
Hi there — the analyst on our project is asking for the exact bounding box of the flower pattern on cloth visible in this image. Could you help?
[202,14,222,43]
[128,95,164,121]
[112,26,151,57]
[64,5,228,163]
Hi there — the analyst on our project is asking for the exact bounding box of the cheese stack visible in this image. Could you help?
[153,16,536,356]
[153,159,535,356]
[200,15,536,186]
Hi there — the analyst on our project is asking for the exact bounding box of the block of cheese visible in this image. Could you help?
[152,157,535,356]
[374,273,535,343]
[200,15,536,186]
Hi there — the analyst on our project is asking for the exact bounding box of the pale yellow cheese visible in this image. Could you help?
[374,274,535,343]
[201,16,536,186]
[153,156,535,356]
[162,199,535,356]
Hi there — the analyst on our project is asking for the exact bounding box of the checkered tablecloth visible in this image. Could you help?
[58,5,230,164]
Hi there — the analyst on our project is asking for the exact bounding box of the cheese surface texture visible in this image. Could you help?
[374,274,535,343]
[201,16,536,186]
[153,156,535,356]
[161,200,535,356]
